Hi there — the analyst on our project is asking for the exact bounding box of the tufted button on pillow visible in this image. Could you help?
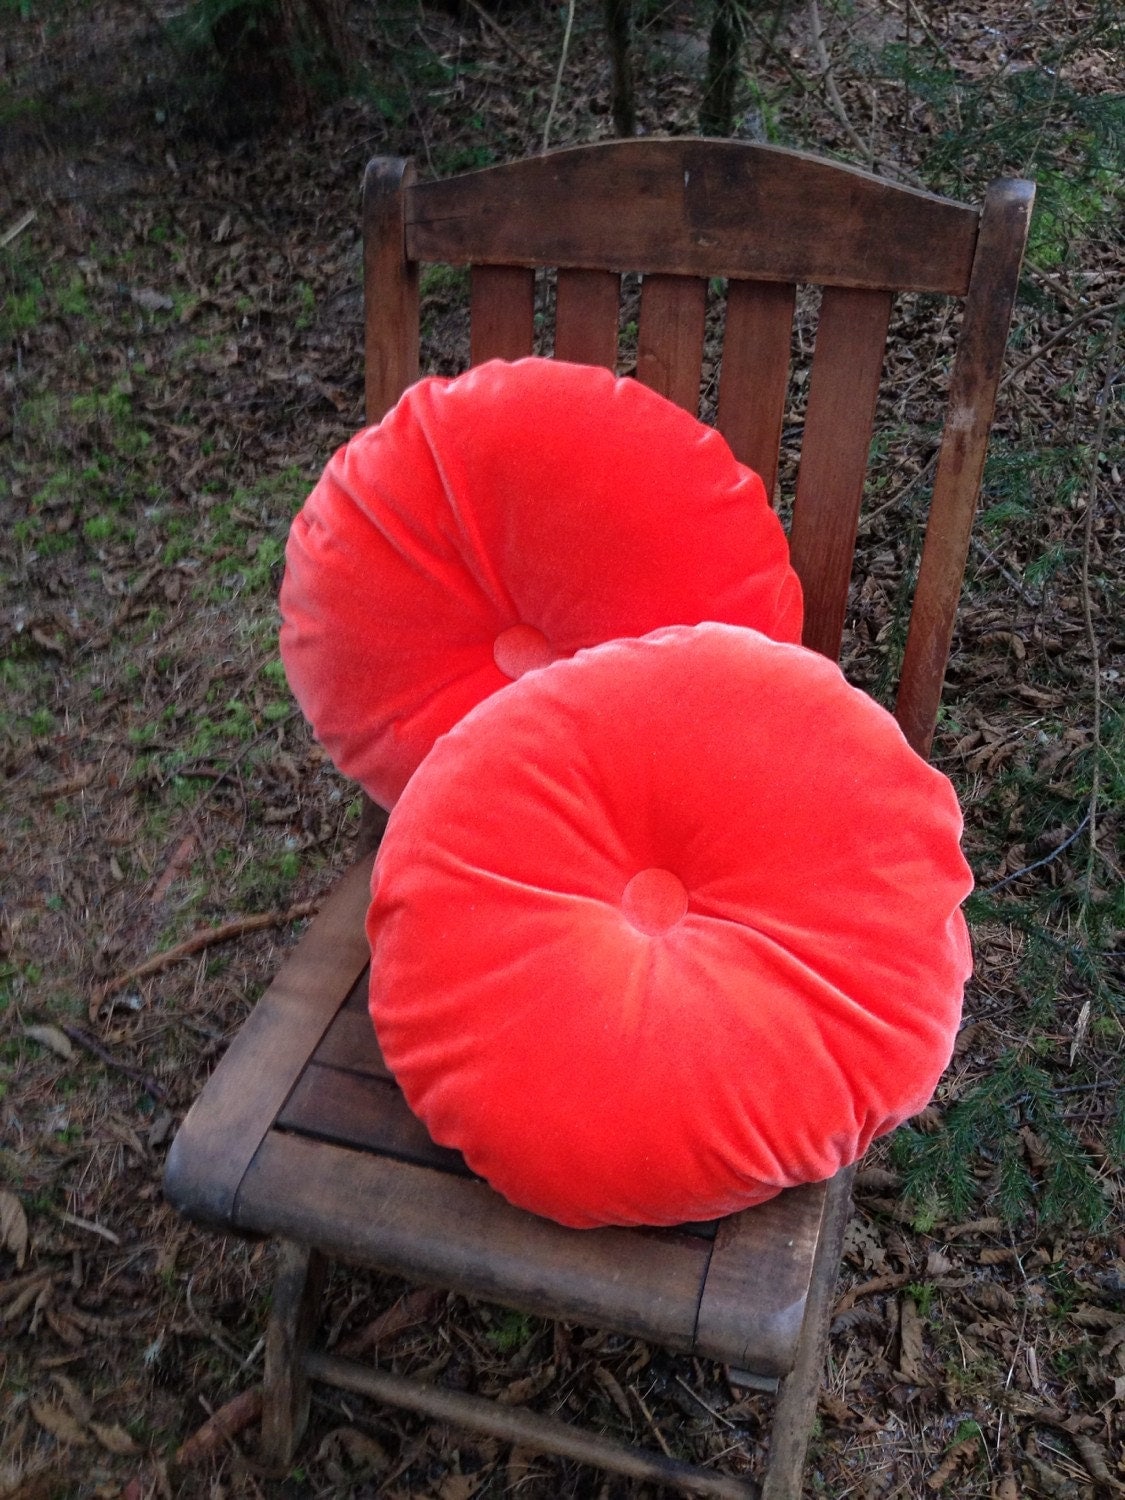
[368,623,974,1230]
[279,358,802,809]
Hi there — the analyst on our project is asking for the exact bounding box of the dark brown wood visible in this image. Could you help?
[761,1166,855,1500]
[554,268,620,367]
[304,1351,759,1498]
[406,140,980,294]
[310,977,390,1077]
[278,1063,474,1176]
[363,158,419,424]
[895,177,1035,755]
[236,1131,716,1354]
[788,287,893,660]
[717,279,796,495]
[162,857,375,1224]
[694,1181,828,1377]
[470,264,536,363]
[636,273,707,412]
[262,1241,327,1466]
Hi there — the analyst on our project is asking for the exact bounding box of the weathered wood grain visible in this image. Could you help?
[636,274,707,412]
[788,287,893,661]
[406,139,979,294]
[716,279,796,495]
[470,264,536,363]
[554,268,620,368]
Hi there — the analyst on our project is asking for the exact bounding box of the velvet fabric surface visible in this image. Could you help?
[368,624,974,1230]
[279,358,802,809]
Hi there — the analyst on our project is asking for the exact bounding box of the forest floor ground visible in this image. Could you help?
[1,1,1123,1496]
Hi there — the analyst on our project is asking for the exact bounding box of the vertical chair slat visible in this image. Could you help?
[636,273,708,413]
[895,178,1035,756]
[716,279,796,499]
[363,158,420,425]
[788,286,893,662]
[555,268,621,369]
[470,265,536,364]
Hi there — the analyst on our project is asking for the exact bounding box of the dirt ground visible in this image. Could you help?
[1,1,1123,1496]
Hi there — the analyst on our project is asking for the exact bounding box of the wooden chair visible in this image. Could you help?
[164,140,1033,1498]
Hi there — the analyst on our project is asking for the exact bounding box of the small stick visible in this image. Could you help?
[969,535,1042,608]
[1,209,36,248]
[983,813,1091,896]
[61,1025,171,1102]
[807,0,872,165]
[174,1387,263,1466]
[93,898,320,1008]
[1000,296,1125,392]
[542,0,576,153]
[461,0,539,72]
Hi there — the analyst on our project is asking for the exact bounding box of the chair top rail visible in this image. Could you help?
[401,138,982,295]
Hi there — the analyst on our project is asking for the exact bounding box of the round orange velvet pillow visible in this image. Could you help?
[368,624,974,1230]
[279,358,802,809]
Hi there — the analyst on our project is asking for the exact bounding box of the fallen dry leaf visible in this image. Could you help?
[437,1476,484,1500]
[927,1435,979,1490]
[174,1387,262,1466]
[0,1192,29,1269]
[90,1421,140,1456]
[497,1361,556,1407]
[23,1025,74,1061]
[842,1216,887,1272]
[1070,1433,1122,1489]
[897,1296,929,1384]
[313,1425,386,1471]
[337,1287,441,1358]
[592,1362,632,1421]
[50,1372,92,1425]
[29,1399,90,1447]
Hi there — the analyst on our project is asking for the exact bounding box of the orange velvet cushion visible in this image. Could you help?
[368,624,974,1230]
[279,358,802,809]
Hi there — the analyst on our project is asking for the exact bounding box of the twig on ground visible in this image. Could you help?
[542,0,576,152]
[969,536,1042,608]
[1079,309,1120,897]
[999,296,1125,393]
[1,209,36,247]
[807,0,867,160]
[983,813,1091,895]
[461,0,539,72]
[93,898,320,1011]
[61,1025,171,1102]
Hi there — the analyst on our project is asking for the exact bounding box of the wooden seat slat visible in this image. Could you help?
[470,264,536,364]
[277,1062,474,1177]
[716,279,796,500]
[554,268,620,368]
[788,286,893,660]
[694,1182,828,1375]
[311,981,391,1079]
[236,1132,718,1355]
[636,273,708,413]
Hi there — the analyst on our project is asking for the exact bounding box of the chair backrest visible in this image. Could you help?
[362,139,1033,758]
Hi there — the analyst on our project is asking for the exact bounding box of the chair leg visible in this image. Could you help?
[262,1239,327,1468]
[760,1165,855,1500]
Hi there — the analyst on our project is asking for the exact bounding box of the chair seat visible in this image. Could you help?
[165,855,832,1380]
